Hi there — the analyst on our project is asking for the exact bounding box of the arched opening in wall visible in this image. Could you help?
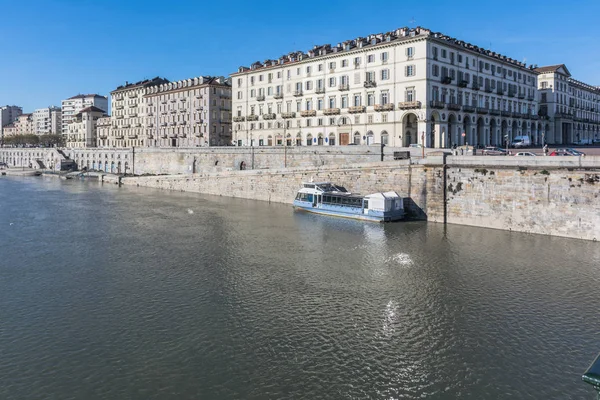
[544,123,550,144]
[117,161,122,174]
[240,161,246,170]
[429,112,440,148]
[511,120,518,144]
[447,114,457,147]
[286,133,292,146]
[476,117,485,147]
[306,134,313,146]
[490,119,497,146]
[296,133,302,146]
[462,115,471,145]
[124,161,129,174]
[401,113,417,147]
[267,135,273,146]
[214,160,219,166]
[276,135,283,146]
[353,131,361,145]
[258,135,264,146]
[93,161,97,170]
[317,133,324,146]
[328,132,336,145]
[576,123,581,142]
[366,130,374,145]
[501,120,508,147]
[381,130,389,145]
[111,161,116,174]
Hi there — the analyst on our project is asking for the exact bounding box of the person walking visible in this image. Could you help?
[543,144,548,156]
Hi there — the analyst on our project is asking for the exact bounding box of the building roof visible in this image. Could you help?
[111,77,170,93]
[534,64,571,76]
[67,94,107,100]
[76,106,106,114]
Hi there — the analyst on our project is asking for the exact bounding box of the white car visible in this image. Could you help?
[514,152,537,156]
[409,143,423,148]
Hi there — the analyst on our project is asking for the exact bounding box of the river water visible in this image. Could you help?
[1,176,599,400]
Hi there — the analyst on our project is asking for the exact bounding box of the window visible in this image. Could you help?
[382,114,387,123]
[250,77,255,85]
[405,65,415,77]
[259,75,263,82]
[353,94,361,106]
[306,100,312,110]
[381,69,389,80]
[328,97,335,108]
[341,96,348,108]
[381,52,388,62]
[237,91,242,100]
[432,46,438,59]
[328,61,336,70]
[341,59,348,67]
[381,91,389,105]
[250,89,255,97]
[432,65,439,77]
[329,77,336,87]
[296,68,300,76]
[367,54,375,63]
[305,81,312,90]
[354,57,361,66]
[406,47,414,58]
[367,93,375,106]
[365,71,375,82]
[317,99,323,110]
[368,115,373,124]
[318,64,323,72]
[441,49,447,58]
[306,66,311,75]
[406,87,415,102]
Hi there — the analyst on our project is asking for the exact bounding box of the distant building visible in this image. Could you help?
[65,106,107,148]
[15,114,35,135]
[33,106,61,135]
[2,123,17,137]
[61,94,108,134]
[0,105,23,144]
[535,64,600,145]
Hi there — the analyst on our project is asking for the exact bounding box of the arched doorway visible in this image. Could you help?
[511,120,519,143]
[447,114,457,147]
[306,134,313,146]
[353,131,361,145]
[381,130,389,145]
[476,117,485,147]
[462,115,471,145]
[366,130,374,145]
[489,118,497,146]
[296,133,302,146]
[240,161,246,170]
[328,133,336,145]
[501,120,508,147]
[286,134,292,146]
[117,161,122,174]
[429,113,438,148]
[267,135,273,146]
[401,113,418,146]
[317,134,324,145]
[276,135,283,145]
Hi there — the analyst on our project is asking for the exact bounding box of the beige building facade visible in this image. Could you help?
[231,26,542,148]
[61,94,108,134]
[66,106,107,148]
[33,106,61,135]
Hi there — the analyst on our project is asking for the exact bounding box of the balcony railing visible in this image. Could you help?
[293,90,303,97]
[501,110,511,117]
[448,103,461,111]
[300,110,317,117]
[98,134,108,139]
[375,103,395,111]
[489,109,500,116]
[115,105,124,110]
[233,116,245,122]
[472,84,480,91]
[262,113,277,120]
[458,80,468,88]
[315,88,325,94]
[517,93,525,99]
[348,106,366,113]
[507,91,516,98]
[463,105,476,113]
[281,112,296,118]
[441,76,452,85]
[397,101,421,110]
[429,100,445,109]
[246,115,259,121]
[484,87,493,93]
[116,115,124,119]
[128,133,137,139]
[257,95,266,101]
[364,81,377,88]
[115,134,124,139]
[273,93,283,99]
[338,84,350,91]
[323,108,341,115]
[476,107,488,114]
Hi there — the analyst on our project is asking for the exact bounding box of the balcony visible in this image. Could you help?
[458,80,468,88]
[397,101,421,110]
[246,115,259,121]
[161,123,168,127]
[364,81,377,88]
[233,116,245,122]
[293,90,303,97]
[338,84,350,91]
[128,133,137,139]
[527,95,535,101]
[262,113,277,120]
[472,84,480,91]
[161,100,168,105]
[511,112,520,118]
[129,113,138,117]
[115,105,124,110]
[116,115,124,119]
[273,93,283,99]
[517,93,525,99]
[179,121,187,125]
[170,110,177,114]
[441,76,452,85]
[507,91,516,98]
[476,107,488,114]
[375,103,395,111]
[348,106,366,113]
[257,95,266,101]
[555,112,573,119]
[501,110,511,117]
[463,105,476,113]
[315,88,325,94]
[170,99,177,103]
[497,89,505,95]
[282,112,296,118]
[195,95,203,99]
[448,103,461,111]
[98,133,108,139]
[323,108,340,115]
[300,110,317,117]
[123,123,131,128]
[530,114,540,120]
[429,100,445,109]
[484,87,493,93]
[115,133,124,139]
[180,98,186,102]
[147,112,154,116]
[128,93,137,98]
[489,109,500,116]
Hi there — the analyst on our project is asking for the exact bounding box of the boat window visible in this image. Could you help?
[363,200,369,209]
[307,194,313,202]
[304,184,315,189]
[295,193,301,200]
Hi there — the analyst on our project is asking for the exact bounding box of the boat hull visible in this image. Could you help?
[293,203,404,222]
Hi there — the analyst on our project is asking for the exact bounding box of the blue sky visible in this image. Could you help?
[1,0,599,112]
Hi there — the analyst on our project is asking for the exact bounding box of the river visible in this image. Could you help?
[1,176,599,399]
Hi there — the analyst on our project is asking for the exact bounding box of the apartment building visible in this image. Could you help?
[108,77,169,148]
[61,94,108,134]
[33,106,61,135]
[144,76,232,147]
[231,26,541,148]
[536,64,600,145]
[0,105,23,144]
[66,106,107,148]
[15,114,35,135]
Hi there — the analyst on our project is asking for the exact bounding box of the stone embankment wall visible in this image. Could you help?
[123,156,600,241]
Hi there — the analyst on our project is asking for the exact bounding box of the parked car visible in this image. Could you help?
[514,152,537,156]
[550,148,586,156]
[510,135,531,148]
[482,146,508,155]
[409,143,423,148]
